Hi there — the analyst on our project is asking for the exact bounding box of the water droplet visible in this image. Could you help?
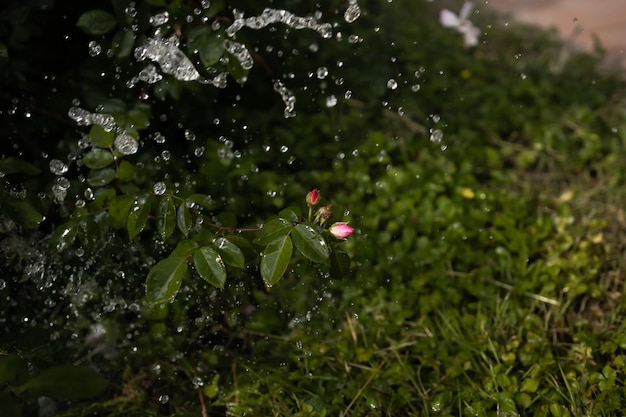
[184,129,196,141]
[158,394,169,404]
[325,95,337,108]
[49,159,68,175]
[344,90,352,99]
[138,64,163,84]
[115,133,139,155]
[223,40,254,70]
[344,1,361,23]
[88,41,102,57]
[317,67,328,79]
[429,128,443,144]
[149,11,170,26]
[411,84,421,92]
[387,79,398,90]
[154,132,166,143]
[201,0,211,8]
[153,182,166,195]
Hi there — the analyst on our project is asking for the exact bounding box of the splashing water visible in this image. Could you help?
[134,36,201,82]
[273,80,296,118]
[68,107,139,155]
[223,40,254,70]
[149,11,170,27]
[344,0,362,23]
[226,8,333,39]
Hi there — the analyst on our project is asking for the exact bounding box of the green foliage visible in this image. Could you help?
[2,0,626,416]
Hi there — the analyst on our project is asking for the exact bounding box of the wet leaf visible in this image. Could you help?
[20,365,108,400]
[146,256,187,304]
[177,201,192,237]
[171,239,199,257]
[193,247,227,288]
[49,220,79,252]
[87,167,116,187]
[292,223,329,265]
[214,237,245,269]
[156,197,176,241]
[260,235,292,288]
[278,207,300,222]
[108,195,134,228]
[127,196,151,240]
[83,149,114,169]
[0,157,41,175]
[187,193,214,208]
[89,125,115,148]
[0,354,27,385]
[76,10,117,35]
[78,212,110,249]
[225,52,249,84]
[2,198,44,229]
[254,218,293,245]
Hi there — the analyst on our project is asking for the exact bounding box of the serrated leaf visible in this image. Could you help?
[127,196,151,240]
[49,220,79,252]
[76,10,117,35]
[108,195,134,228]
[171,240,199,257]
[2,198,44,229]
[213,237,245,268]
[89,125,115,148]
[20,365,108,400]
[156,197,176,241]
[193,247,227,288]
[292,223,329,265]
[177,202,192,237]
[87,167,116,187]
[78,212,110,250]
[254,218,293,245]
[83,149,114,169]
[0,157,41,175]
[145,256,187,304]
[260,235,292,288]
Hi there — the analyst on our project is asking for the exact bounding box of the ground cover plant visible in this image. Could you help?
[2,0,626,416]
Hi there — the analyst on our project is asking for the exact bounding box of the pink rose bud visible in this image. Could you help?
[329,222,354,239]
[306,189,319,206]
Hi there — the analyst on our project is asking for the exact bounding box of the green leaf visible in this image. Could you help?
[156,197,176,241]
[254,218,293,245]
[225,52,249,84]
[89,125,115,148]
[116,160,135,182]
[2,198,44,229]
[0,157,41,175]
[291,223,330,265]
[108,195,134,228]
[187,26,224,67]
[76,10,117,35]
[20,365,108,400]
[520,378,539,393]
[126,104,151,130]
[193,247,227,288]
[87,167,116,187]
[278,207,300,222]
[112,28,135,58]
[260,235,292,288]
[0,354,27,385]
[330,247,351,276]
[145,256,187,304]
[49,220,79,252]
[171,240,199,257]
[78,212,110,250]
[187,193,214,208]
[177,202,192,237]
[213,237,245,269]
[83,149,114,169]
[127,196,151,240]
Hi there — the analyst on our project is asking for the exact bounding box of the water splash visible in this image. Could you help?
[273,80,296,118]
[149,11,170,27]
[226,8,333,39]
[134,36,201,82]
[223,40,253,70]
[344,0,361,23]
[68,107,139,155]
